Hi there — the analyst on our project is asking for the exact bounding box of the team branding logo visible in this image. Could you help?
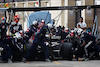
[4,3,11,8]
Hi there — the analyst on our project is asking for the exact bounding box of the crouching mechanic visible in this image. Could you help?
[81,32,100,60]
[23,23,53,63]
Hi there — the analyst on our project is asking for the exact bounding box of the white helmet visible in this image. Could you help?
[41,20,45,22]
[77,28,83,35]
[47,23,53,29]
[71,30,75,33]
[74,28,78,32]
[33,20,38,25]
[14,32,22,39]
[65,28,69,32]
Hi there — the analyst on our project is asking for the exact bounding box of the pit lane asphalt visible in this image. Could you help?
[0,60,100,67]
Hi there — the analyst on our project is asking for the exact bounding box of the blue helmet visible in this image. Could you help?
[1,17,6,23]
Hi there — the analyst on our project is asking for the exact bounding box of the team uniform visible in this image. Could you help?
[23,23,53,62]
[81,33,100,59]
[25,25,49,60]
[77,22,87,29]
[0,23,10,39]
[10,22,22,34]
[0,17,12,62]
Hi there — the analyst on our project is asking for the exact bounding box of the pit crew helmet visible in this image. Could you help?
[14,15,20,23]
[77,28,83,36]
[33,20,38,26]
[47,23,53,29]
[1,16,6,23]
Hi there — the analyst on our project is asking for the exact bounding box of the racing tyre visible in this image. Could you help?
[1,51,8,61]
[24,43,36,61]
[61,42,73,60]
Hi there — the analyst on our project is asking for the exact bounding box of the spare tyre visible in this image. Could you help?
[61,42,73,60]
